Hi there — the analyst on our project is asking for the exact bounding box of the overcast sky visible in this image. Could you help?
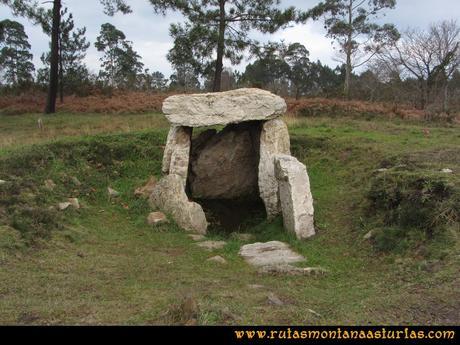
[2,0,459,77]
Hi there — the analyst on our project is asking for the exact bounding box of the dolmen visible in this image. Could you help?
[149,88,315,240]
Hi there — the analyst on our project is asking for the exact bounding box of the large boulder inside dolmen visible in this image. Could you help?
[188,122,260,200]
[153,88,316,239]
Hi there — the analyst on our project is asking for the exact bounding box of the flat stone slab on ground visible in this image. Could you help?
[239,241,305,267]
[188,234,206,241]
[196,241,227,250]
[258,264,327,276]
[207,255,227,264]
[162,88,287,127]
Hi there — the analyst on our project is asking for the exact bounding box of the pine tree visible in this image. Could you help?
[305,0,399,98]
[39,7,90,101]
[152,0,295,92]
[95,23,144,91]
[0,19,35,87]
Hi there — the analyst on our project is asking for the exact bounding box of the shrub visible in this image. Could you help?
[366,169,459,251]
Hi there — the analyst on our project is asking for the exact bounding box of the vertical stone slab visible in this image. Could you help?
[258,119,291,219]
[161,126,192,184]
[150,174,207,234]
[274,154,315,240]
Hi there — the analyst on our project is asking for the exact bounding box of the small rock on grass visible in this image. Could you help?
[0,179,7,185]
[58,202,71,211]
[207,255,227,264]
[44,179,56,190]
[71,176,82,186]
[267,292,284,306]
[441,168,453,174]
[107,187,120,198]
[196,240,227,250]
[363,230,374,240]
[147,211,168,226]
[68,198,80,209]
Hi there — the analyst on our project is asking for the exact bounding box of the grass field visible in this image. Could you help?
[0,111,459,325]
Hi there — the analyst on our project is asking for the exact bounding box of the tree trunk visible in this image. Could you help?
[59,38,64,103]
[44,0,61,114]
[344,0,353,99]
[213,0,226,92]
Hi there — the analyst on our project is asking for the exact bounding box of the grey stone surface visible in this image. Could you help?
[134,176,157,198]
[275,154,315,239]
[107,187,120,198]
[150,174,207,234]
[207,255,227,264]
[196,241,227,250]
[58,202,71,211]
[161,126,192,185]
[147,211,168,225]
[258,265,327,276]
[44,179,56,190]
[188,123,260,200]
[162,88,287,127]
[258,119,291,219]
[68,198,80,209]
[239,241,305,267]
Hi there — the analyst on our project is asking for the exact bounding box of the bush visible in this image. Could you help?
[366,168,459,251]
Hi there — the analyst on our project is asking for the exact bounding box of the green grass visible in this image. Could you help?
[0,112,459,325]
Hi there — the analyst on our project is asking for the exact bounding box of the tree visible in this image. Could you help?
[283,43,312,99]
[44,0,60,113]
[306,0,399,98]
[153,0,295,92]
[0,0,45,23]
[379,20,460,110]
[2,0,131,113]
[0,19,35,87]
[140,69,168,91]
[242,42,290,94]
[95,23,144,91]
[40,8,90,102]
[169,64,201,92]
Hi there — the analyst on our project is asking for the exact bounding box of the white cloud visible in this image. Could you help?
[2,0,459,78]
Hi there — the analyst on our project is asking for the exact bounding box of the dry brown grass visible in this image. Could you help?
[0,91,171,115]
[286,97,427,119]
[1,90,458,122]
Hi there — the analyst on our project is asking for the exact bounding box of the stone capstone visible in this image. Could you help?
[258,119,291,219]
[188,123,260,200]
[274,154,315,239]
[162,88,287,127]
[239,241,305,267]
[161,126,192,185]
[149,174,207,234]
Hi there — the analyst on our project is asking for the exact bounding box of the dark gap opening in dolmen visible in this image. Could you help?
[185,121,267,233]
